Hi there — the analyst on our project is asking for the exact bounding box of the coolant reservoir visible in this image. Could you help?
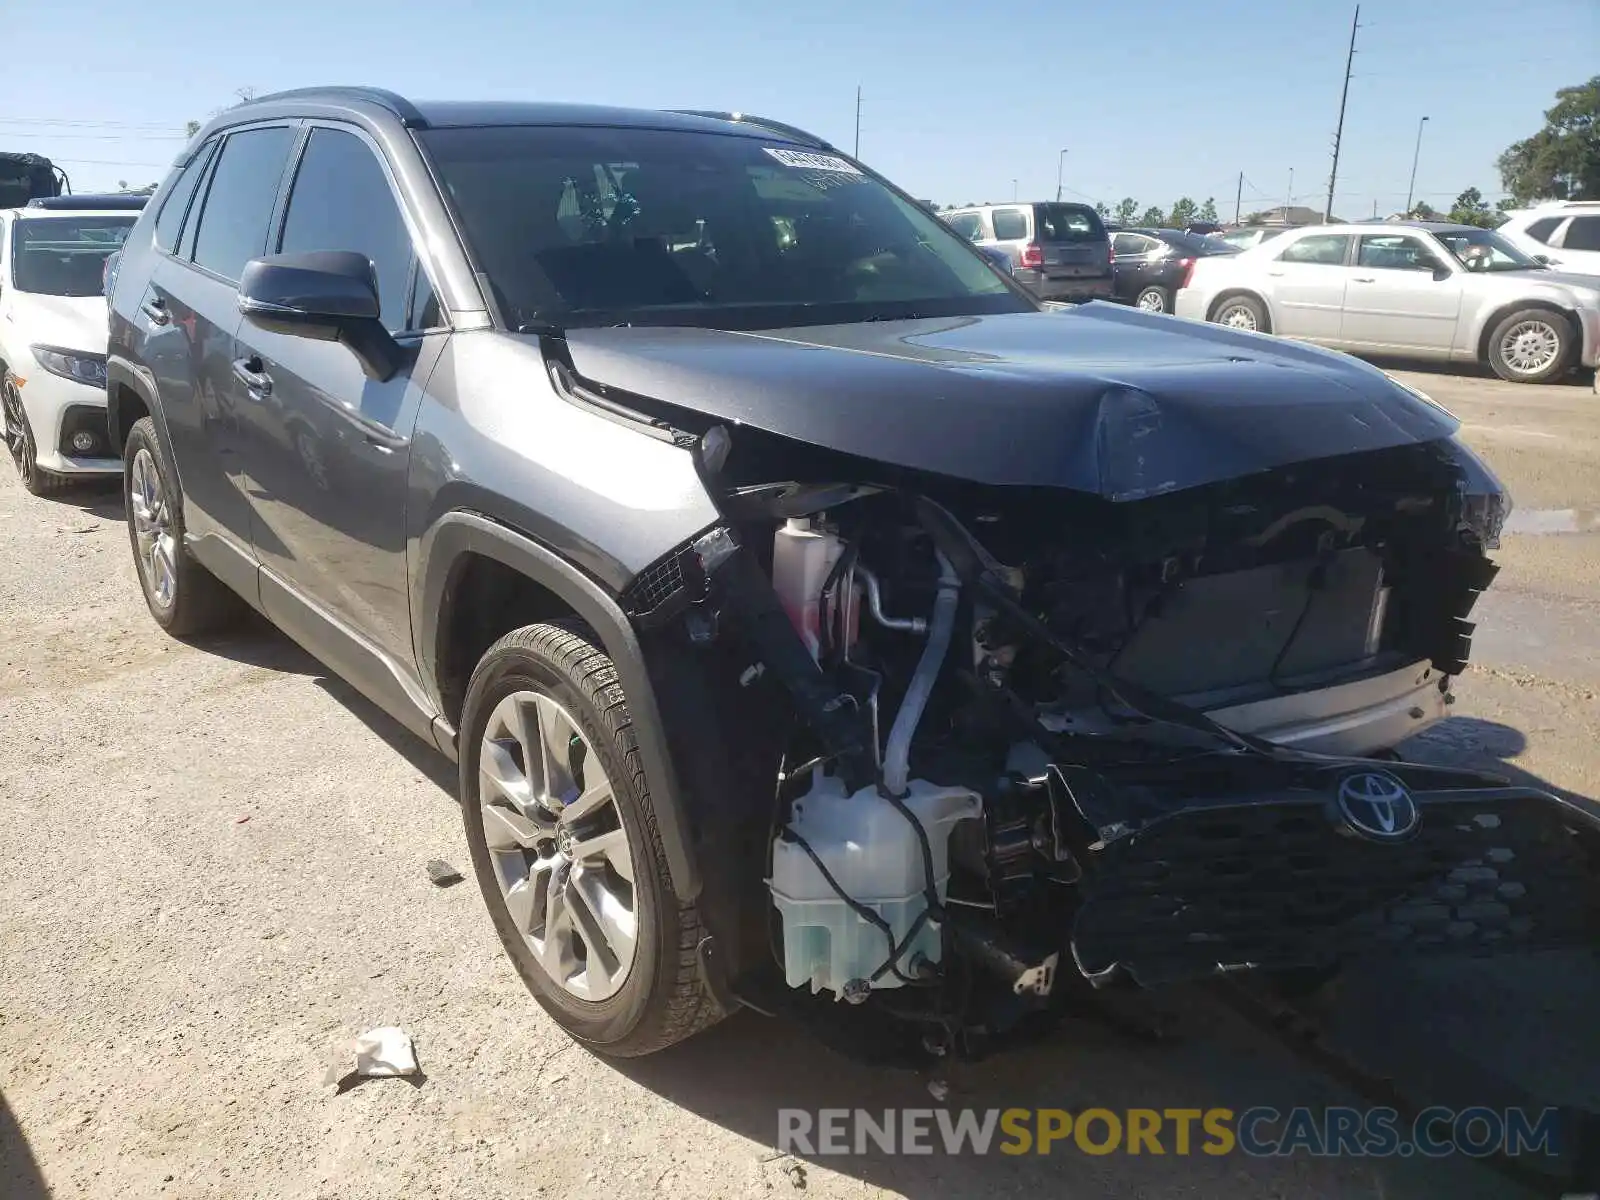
[771,518,845,661]
[769,775,981,998]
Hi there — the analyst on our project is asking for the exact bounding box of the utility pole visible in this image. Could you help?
[854,85,862,158]
[1404,115,1430,215]
[1012,178,1019,202]
[1287,167,1294,212]
[1234,171,1243,224]
[1056,149,1068,202]
[1325,4,1360,222]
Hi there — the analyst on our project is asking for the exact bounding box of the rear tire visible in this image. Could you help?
[1212,294,1270,334]
[1135,285,1173,315]
[123,416,245,636]
[1486,307,1573,384]
[3,375,70,498]
[460,621,723,1056]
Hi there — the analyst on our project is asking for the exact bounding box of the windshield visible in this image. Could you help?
[1432,228,1541,273]
[11,215,135,296]
[420,125,1029,330]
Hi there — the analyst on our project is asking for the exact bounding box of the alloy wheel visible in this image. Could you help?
[1499,320,1560,377]
[478,689,638,1002]
[3,381,33,483]
[1218,304,1257,331]
[130,448,177,609]
[1137,289,1167,313]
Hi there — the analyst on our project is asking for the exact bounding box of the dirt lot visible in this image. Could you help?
[1,365,1597,1199]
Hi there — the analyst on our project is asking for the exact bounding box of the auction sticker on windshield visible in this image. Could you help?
[763,147,862,174]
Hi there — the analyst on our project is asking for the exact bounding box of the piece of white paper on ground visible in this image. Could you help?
[352,1026,418,1077]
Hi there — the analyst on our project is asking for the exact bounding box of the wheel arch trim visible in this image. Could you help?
[419,510,701,901]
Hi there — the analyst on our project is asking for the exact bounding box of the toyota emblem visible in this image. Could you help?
[1335,770,1421,841]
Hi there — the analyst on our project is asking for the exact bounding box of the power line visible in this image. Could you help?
[0,131,185,141]
[0,117,185,130]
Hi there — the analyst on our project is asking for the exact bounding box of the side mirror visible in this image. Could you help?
[237,251,405,381]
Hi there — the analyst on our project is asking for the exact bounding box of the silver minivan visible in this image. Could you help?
[943,202,1113,302]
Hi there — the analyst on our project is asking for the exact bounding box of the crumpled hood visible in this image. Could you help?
[562,304,1460,499]
[5,292,108,357]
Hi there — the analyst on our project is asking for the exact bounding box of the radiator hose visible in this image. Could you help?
[881,551,960,798]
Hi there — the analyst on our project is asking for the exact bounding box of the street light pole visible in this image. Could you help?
[1404,115,1429,215]
[1056,149,1068,202]
[1012,178,1019,202]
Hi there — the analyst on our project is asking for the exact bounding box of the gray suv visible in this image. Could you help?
[107,88,1599,1063]
[942,201,1113,301]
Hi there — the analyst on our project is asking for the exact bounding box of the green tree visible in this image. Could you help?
[1407,200,1441,220]
[1138,205,1166,226]
[185,120,201,138]
[1167,197,1199,228]
[1198,197,1219,224]
[1447,186,1503,228]
[1496,76,1600,203]
[1113,197,1141,225]
[1093,201,1110,218]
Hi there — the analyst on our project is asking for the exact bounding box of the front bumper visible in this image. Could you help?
[1196,658,1450,756]
[16,370,118,475]
[1067,759,1600,986]
[1577,306,1600,370]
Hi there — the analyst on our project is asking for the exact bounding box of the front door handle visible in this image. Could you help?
[231,356,273,398]
[140,297,170,326]
[1266,270,1285,277]
[1351,276,1376,283]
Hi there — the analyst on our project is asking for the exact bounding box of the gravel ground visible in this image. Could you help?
[1,365,1596,1199]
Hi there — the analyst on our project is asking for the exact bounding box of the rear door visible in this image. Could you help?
[1550,214,1600,274]
[1264,232,1352,340]
[231,123,446,669]
[136,124,297,583]
[1339,233,1463,352]
[1035,203,1111,280]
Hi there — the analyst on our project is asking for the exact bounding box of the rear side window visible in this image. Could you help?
[991,208,1029,240]
[1522,216,1561,244]
[278,127,415,331]
[945,212,984,241]
[154,139,217,252]
[1278,234,1350,265]
[189,126,296,282]
[1036,203,1102,242]
[1562,216,1600,251]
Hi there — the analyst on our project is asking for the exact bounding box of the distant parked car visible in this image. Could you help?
[0,198,139,494]
[1214,226,1292,252]
[1496,200,1600,276]
[1110,228,1236,313]
[1175,221,1600,383]
[941,201,1113,302]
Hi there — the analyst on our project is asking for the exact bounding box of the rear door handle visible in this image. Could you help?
[231,356,273,398]
[1351,276,1376,283]
[140,297,169,326]
[1266,270,1285,277]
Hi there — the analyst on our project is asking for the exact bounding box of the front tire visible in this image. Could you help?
[3,375,69,498]
[1486,308,1573,384]
[460,621,722,1056]
[123,416,245,636]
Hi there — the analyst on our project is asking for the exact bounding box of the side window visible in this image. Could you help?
[1356,234,1442,272]
[1112,233,1142,256]
[277,127,414,331]
[408,268,442,330]
[1522,216,1561,245]
[189,126,296,282]
[945,212,983,241]
[154,140,217,252]
[1277,234,1351,266]
[991,208,1029,240]
[1560,216,1600,252]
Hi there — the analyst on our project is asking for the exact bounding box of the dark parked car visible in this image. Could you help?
[106,88,1598,1063]
[1111,227,1237,313]
[941,201,1113,301]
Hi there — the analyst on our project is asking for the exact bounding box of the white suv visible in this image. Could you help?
[1497,200,1600,277]
[0,196,141,496]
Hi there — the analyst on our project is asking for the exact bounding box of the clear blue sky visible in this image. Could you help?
[3,0,1595,218]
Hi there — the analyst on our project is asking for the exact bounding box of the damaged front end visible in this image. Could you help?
[597,370,1594,1053]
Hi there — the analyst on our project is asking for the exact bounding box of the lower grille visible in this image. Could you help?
[1071,790,1599,985]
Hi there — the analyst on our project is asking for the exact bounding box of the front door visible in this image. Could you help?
[1340,233,1463,352]
[1265,232,1352,340]
[230,124,446,670]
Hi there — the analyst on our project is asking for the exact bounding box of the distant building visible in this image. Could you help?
[1246,205,1339,227]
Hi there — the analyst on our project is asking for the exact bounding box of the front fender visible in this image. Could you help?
[416,511,702,901]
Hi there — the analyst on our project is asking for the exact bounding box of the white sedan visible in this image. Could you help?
[0,199,138,495]
[1175,221,1600,384]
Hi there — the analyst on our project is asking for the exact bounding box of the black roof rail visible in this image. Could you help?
[247,86,428,128]
[666,110,834,151]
